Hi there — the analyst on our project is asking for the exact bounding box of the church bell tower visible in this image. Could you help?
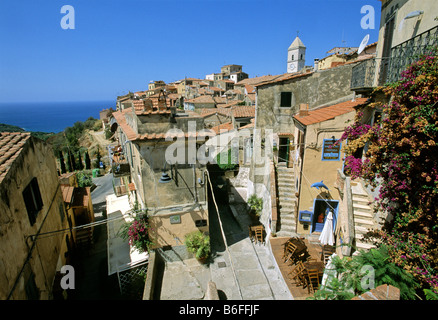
[287,35,306,73]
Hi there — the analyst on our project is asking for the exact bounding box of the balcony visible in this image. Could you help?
[351,25,438,92]
[110,144,131,177]
[350,57,378,92]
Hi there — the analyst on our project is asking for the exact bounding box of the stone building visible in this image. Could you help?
[147,80,166,97]
[351,0,438,92]
[292,98,369,237]
[60,184,95,247]
[183,94,216,111]
[247,60,364,239]
[111,95,209,250]
[0,132,70,300]
[341,0,438,255]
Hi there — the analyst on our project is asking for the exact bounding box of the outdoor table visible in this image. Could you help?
[302,261,325,277]
[286,237,308,263]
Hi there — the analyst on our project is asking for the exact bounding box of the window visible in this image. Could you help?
[58,202,65,222]
[22,178,43,226]
[280,92,293,108]
[291,54,294,61]
[321,139,341,161]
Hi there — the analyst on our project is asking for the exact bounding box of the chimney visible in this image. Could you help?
[314,59,319,71]
[299,103,309,117]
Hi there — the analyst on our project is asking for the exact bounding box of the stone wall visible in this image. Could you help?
[0,137,67,299]
[148,203,209,249]
[249,64,359,238]
[135,141,207,209]
[256,63,358,132]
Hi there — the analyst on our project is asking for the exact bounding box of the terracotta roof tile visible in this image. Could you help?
[231,105,255,118]
[210,122,234,134]
[61,185,91,208]
[198,108,220,117]
[208,86,225,92]
[0,132,32,184]
[245,84,255,94]
[239,119,255,130]
[213,96,227,104]
[236,74,284,86]
[112,110,139,141]
[197,105,255,119]
[293,98,369,126]
[61,185,75,204]
[254,71,313,87]
[185,95,215,104]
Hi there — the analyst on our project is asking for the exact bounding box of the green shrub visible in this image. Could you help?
[77,171,93,187]
[310,245,419,300]
[247,194,263,216]
[184,231,210,260]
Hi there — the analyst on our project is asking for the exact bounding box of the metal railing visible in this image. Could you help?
[351,58,377,90]
[117,261,148,298]
[387,25,438,83]
[351,25,438,90]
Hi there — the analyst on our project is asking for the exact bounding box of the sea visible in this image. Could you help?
[0,100,114,133]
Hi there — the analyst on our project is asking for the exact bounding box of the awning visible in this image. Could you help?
[106,194,148,275]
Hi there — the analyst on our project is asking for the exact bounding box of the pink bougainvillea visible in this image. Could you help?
[119,213,153,253]
[339,52,438,296]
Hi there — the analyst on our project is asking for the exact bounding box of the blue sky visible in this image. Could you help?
[0,0,381,103]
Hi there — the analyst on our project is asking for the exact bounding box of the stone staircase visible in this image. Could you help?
[351,182,377,252]
[275,162,297,237]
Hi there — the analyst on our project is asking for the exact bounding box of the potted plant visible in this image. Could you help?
[118,211,153,253]
[184,231,211,263]
[247,194,263,222]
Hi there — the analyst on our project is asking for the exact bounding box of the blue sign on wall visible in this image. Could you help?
[321,139,341,161]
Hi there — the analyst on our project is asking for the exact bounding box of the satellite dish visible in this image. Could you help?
[357,34,370,55]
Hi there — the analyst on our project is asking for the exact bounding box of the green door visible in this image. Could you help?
[278,137,290,166]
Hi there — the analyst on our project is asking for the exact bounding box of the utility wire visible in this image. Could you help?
[205,170,243,300]
[28,211,131,241]
[276,154,339,214]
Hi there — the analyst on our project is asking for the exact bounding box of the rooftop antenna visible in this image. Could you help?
[341,30,346,48]
[357,34,370,55]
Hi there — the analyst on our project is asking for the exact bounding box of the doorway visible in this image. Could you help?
[311,199,338,233]
[278,137,290,166]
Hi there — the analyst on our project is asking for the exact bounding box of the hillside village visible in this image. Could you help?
[0,0,437,301]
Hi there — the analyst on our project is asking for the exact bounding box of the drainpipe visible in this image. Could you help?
[193,164,198,204]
